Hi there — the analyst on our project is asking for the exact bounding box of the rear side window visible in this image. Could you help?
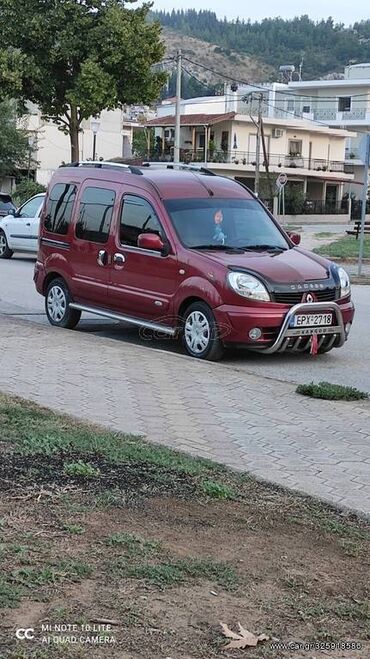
[44,184,76,235]
[76,187,115,244]
[0,196,14,212]
[120,195,162,247]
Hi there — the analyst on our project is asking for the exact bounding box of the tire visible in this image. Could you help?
[45,278,81,329]
[182,301,224,361]
[0,230,13,259]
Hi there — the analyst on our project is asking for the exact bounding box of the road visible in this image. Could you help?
[0,254,369,392]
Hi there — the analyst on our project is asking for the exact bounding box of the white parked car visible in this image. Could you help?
[0,193,45,258]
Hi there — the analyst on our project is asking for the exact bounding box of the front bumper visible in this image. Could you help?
[214,300,354,354]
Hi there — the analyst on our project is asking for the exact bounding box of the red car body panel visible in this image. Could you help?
[35,165,355,353]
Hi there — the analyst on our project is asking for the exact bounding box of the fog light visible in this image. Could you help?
[345,322,351,336]
[249,327,262,340]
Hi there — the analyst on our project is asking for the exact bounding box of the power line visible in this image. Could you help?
[181,66,215,90]
[180,55,370,100]
[157,93,370,134]
[158,86,370,135]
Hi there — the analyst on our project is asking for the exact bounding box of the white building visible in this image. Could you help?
[285,63,370,197]
[22,104,153,187]
[147,96,355,209]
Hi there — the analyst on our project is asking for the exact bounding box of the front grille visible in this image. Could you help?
[273,288,336,305]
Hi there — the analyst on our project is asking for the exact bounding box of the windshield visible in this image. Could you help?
[0,196,14,211]
[164,198,289,250]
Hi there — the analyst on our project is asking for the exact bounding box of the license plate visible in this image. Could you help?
[293,313,333,327]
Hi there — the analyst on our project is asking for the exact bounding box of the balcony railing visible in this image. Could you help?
[314,108,368,122]
[261,198,350,216]
[146,149,348,173]
[351,200,370,219]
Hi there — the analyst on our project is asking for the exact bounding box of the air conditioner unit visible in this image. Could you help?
[272,128,284,138]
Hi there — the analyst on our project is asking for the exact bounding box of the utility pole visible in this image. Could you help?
[260,117,274,200]
[174,49,182,164]
[358,133,370,276]
[254,93,264,197]
[242,91,265,195]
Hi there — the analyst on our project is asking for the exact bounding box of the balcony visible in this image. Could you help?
[146,149,348,174]
[314,108,370,123]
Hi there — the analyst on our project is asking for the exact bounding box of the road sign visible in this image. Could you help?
[276,173,288,190]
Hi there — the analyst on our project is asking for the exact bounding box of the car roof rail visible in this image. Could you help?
[141,162,216,176]
[60,161,143,175]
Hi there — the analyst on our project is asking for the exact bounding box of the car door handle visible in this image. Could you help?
[113,253,126,266]
[26,223,31,226]
[97,250,109,267]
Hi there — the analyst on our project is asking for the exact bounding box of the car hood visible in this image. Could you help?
[194,247,331,283]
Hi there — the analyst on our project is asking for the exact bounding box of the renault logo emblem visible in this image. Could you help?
[303,292,317,303]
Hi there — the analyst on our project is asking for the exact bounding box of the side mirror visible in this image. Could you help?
[137,232,165,252]
[8,209,16,216]
[287,231,301,246]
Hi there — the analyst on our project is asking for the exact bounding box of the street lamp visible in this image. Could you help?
[27,135,35,180]
[90,118,100,160]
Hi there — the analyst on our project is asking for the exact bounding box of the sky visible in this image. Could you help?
[151,0,368,25]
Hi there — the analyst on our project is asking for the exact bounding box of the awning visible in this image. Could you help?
[145,112,236,128]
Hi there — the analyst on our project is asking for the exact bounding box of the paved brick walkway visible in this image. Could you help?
[0,314,369,516]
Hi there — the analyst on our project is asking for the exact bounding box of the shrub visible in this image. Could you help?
[13,179,46,206]
[63,461,100,478]
[296,382,368,401]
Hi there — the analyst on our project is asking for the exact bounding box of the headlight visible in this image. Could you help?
[338,266,351,298]
[228,272,270,301]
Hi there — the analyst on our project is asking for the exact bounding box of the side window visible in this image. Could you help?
[44,184,76,235]
[18,196,43,219]
[75,187,115,244]
[120,195,162,247]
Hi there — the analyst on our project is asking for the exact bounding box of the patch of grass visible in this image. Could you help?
[105,532,161,556]
[0,394,224,478]
[314,235,370,259]
[63,461,101,478]
[314,231,334,238]
[94,488,127,508]
[338,538,362,557]
[287,504,370,542]
[296,381,368,401]
[282,575,309,592]
[317,517,369,540]
[11,560,92,588]
[300,599,370,622]
[63,523,85,535]
[201,479,236,500]
[116,557,238,590]
[0,576,21,608]
[333,600,370,621]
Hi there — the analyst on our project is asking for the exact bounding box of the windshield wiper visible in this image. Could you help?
[242,244,288,252]
[190,244,244,252]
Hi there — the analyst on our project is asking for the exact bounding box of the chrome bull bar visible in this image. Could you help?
[263,302,345,355]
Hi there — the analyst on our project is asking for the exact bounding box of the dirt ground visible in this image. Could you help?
[1,483,369,658]
[0,395,369,659]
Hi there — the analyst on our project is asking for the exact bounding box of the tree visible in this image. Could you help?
[13,179,46,206]
[150,10,370,79]
[0,0,166,161]
[0,100,29,179]
[132,127,154,158]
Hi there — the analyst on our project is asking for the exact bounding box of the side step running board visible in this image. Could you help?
[69,303,176,336]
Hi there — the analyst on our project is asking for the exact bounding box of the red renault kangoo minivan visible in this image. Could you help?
[34,162,354,360]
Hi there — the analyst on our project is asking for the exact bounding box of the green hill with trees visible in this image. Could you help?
[153,10,370,80]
